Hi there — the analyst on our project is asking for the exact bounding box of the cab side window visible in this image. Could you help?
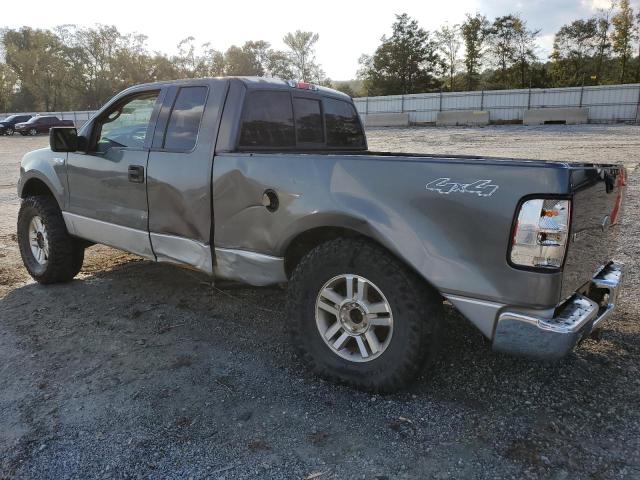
[163,86,208,151]
[96,92,159,152]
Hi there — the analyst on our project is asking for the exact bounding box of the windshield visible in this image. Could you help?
[1,115,19,123]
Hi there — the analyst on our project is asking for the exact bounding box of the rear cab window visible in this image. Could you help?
[293,97,323,144]
[324,98,365,148]
[238,88,365,150]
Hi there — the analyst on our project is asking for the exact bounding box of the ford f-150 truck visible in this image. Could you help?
[17,77,626,391]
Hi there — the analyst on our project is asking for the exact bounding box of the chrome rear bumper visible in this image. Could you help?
[492,262,624,359]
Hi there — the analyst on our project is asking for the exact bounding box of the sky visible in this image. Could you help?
[2,0,620,80]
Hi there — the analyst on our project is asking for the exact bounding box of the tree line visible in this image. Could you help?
[1,1,639,112]
[359,0,640,95]
[0,26,326,112]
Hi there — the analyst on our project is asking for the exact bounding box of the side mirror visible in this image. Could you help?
[49,127,78,152]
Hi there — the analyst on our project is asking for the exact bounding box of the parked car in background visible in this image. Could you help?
[0,114,33,136]
[14,116,74,136]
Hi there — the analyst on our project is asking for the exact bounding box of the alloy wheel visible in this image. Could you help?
[315,274,393,362]
[28,215,49,265]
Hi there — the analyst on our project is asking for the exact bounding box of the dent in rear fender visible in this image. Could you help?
[212,153,570,310]
[18,148,67,209]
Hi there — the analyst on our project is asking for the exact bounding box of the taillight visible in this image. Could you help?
[510,198,571,269]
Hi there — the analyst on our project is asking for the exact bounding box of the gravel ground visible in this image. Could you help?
[0,125,639,480]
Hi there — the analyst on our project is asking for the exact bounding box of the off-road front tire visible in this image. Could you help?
[17,195,84,284]
[287,238,443,392]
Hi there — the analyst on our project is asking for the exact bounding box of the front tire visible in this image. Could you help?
[5,127,14,136]
[29,128,37,136]
[17,195,84,284]
[287,238,443,392]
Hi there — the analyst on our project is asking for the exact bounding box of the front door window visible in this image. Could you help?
[96,93,159,152]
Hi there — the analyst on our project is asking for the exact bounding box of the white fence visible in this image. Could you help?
[353,83,640,124]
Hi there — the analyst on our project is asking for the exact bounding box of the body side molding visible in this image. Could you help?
[62,212,155,260]
[151,232,213,275]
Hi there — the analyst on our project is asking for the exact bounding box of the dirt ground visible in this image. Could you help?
[1,125,639,480]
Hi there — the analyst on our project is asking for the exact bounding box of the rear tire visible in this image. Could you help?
[287,238,443,392]
[5,127,14,136]
[17,195,84,284]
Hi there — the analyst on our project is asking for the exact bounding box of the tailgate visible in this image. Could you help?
[561,165,626,300]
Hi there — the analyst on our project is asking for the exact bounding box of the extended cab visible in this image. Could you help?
[15,115,74,136]
[17,77,626,391]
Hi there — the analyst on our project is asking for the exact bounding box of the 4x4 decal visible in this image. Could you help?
[426,177,499,197]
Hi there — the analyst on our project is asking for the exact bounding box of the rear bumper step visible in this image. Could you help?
[492,262,624,359]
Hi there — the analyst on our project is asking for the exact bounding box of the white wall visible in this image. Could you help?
[353,84,640,124]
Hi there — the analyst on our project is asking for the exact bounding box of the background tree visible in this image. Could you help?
[512,17,540,87]
[611,0,637,82]
[635,11,640,81]
[282,30,323,81]
[551,19,599,86]
[3,27,69,111]
[173,37,225,78]
[435,24,461,91]
[358,13,441,95]
[0,62,17,112]
[487,15,517,88]
[264,49,295,79]
[331,81,356,97]
[224,42,263,76]
[594,4,616,83]
[460,13,490,90]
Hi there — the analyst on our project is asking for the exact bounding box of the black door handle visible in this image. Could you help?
[128,165,144,183]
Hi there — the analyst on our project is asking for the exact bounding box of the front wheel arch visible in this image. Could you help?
[21,177,55,200]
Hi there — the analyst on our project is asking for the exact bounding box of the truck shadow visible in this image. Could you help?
[1,255,636,394]
[1,256,638,477]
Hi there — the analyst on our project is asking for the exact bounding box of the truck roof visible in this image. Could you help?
[124,76,352,101]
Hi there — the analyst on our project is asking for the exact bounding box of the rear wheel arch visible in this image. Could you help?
[284,226,363,278]
[282,226,442,297]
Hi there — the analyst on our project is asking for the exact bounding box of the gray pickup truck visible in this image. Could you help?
[17,77,626,391]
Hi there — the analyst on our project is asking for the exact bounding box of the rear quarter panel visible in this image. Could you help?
[212,153,571,308]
